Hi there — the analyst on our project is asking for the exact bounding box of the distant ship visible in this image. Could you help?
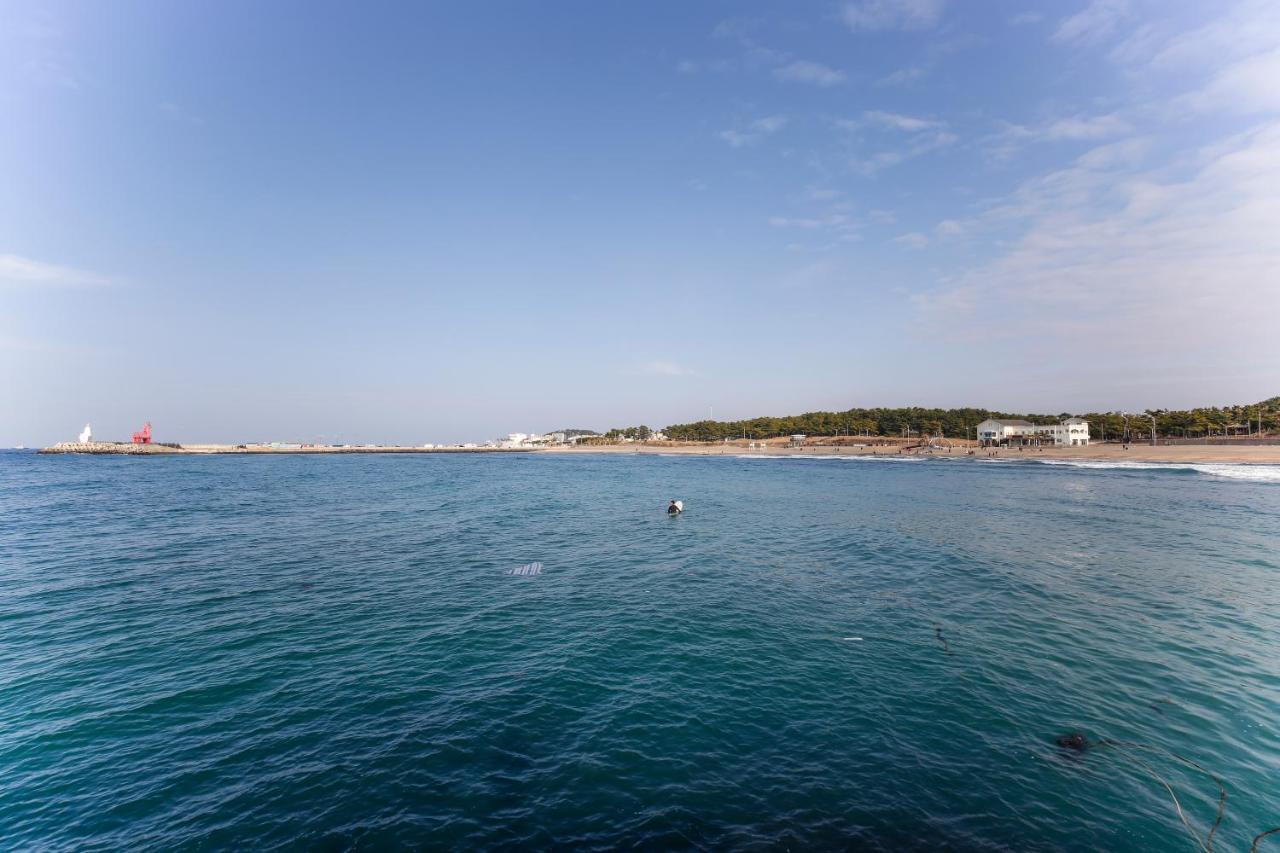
[14,445,24,450]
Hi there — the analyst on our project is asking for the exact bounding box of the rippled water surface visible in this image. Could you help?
[2,450,1278,850]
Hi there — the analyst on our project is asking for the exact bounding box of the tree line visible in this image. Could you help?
[647,398,1278,442]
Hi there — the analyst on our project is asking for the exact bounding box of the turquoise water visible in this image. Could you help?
[1,450,1277,850]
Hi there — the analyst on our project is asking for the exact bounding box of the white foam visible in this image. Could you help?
[729,452,1280,482]
[1032,459,1280,482]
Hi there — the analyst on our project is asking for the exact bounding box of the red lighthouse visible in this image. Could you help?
[131,422,152,444]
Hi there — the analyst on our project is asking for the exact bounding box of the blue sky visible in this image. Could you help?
[3,0,1278,444]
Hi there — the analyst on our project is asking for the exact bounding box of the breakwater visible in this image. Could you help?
[38,442,532,455]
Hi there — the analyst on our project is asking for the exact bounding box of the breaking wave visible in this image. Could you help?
[730,454,1280,482]
[1028,459,1280,482]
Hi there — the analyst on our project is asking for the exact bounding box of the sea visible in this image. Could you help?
[1,449,1277,851]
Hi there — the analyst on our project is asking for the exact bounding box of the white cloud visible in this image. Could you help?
[842,0,945,32]
[1181,48,1280,115]
[862,110,942,132]
[774,60,846,86]
[753,115,788,133]
[0,254,110,287]
[850,127,956,174]
[990,112,1131,159]
[857,151,905,173]
[894,232,930,249]
[1113,0,1280,72]
[1009,11,1044,26]
[721,115,789,147]
[935,219,964,236]
[877,65,928,87]
[913,121,1280,359]
[769,214,851,229]
[1043,114,1130,140]
[1053,0,1129,45]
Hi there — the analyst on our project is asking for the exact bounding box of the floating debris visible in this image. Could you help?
[934,622,952,655]
[1054,733,1227,852]
[1054,731,1094,752]
[841,637,863,641]
[505,562,544,577]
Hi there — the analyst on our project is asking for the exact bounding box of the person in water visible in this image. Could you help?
[668,499,683,514]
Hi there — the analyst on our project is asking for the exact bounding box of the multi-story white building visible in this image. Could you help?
[976,418,1089,446]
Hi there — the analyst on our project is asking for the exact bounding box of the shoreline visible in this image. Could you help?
[32,441,1280,465]
[542,442,1280,465]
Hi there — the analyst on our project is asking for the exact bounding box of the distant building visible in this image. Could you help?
[976,418,1089,446]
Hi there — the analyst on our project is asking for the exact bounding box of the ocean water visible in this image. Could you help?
[1,450,1277,851]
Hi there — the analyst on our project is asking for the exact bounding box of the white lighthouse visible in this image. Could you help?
[78,423,93,443]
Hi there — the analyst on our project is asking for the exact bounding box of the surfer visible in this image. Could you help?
[667,499,683,515]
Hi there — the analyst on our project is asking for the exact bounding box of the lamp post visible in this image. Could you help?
[1147,413,1157,446]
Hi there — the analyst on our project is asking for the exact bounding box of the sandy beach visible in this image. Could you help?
[544,441,1280,465]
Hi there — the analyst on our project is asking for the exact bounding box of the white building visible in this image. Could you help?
[976,418,1089,446]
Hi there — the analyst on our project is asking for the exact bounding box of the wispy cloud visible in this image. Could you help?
[877,65,928,87]
[987,112,1131,161]
[711,18,790,68]
[842,0,945,32]
[874,33,984,88]
[894,232,929,249]
[853,134,957,174]
[720,115,789,148]
[806,187,843,201]
[861,110,943,132]
[839,113,957,174]
[913,121,1280,356]
[1039,114,1131,140]
[774,60,846,87]
[769,214,852,229]
[1179,48,1280,115]
[0,254,111,287]
[1000,112,1131,144]
[1052,0,1129,45]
